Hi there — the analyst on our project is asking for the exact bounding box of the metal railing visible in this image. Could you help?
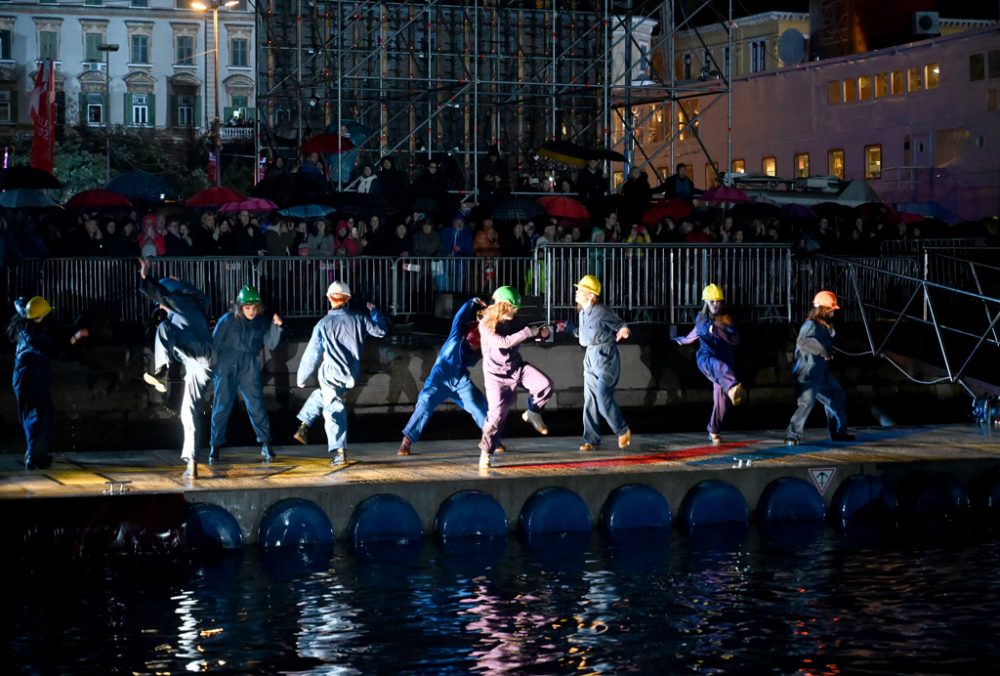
[879,237,986,256]
[536,242,792,324]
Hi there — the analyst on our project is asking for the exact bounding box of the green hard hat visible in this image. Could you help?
[491,285,522,308]
[237,285,262,305]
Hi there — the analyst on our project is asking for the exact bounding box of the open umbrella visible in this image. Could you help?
[642,198,692,224]
[698,186,753,204]
[729,200,782,221]
[329,120,374,147]
[278,203,338,218]
[588,148,627,163]
[781,203,817,221]
[302,133,354,155]
[0,188,60,209]
[218,197,278,214]
[186,186,245,208]
[492,198,545,221]
[812,201,856,222]
[537,195,590,220]
[106,171,174,202]
[65,188,132,209]
[537,140,590,168]
[0,165,62,190]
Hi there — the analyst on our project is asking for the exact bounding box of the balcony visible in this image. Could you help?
[220,126,254,141]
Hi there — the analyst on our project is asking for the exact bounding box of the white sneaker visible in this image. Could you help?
[522,409,549,435]
[330,448,347,466]
[479,451,494,469]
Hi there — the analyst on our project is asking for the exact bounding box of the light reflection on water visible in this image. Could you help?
[8,528,1000,674]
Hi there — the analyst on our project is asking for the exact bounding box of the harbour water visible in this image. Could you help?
[8,524,1000,674]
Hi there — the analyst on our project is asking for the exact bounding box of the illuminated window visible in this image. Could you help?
[891,70,904,95]
[843,78,856,103]
[677,109,686,141]
[705,162,719,188]
[858,75,872,101]
[793,153,810,178]
[762,156,776,176]
[874,73,888,97]
[827,80,841,104]
[731,159,745,174]
[864,144,882,179]
[612,171,624,189]
[828,149,845,180]
[925,63,939,89]
[908,67,923,92]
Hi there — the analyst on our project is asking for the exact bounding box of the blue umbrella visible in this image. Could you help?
[327,120,374,147]
[278,203,337,218]
[0,188,60,209]
[106,170,175,203]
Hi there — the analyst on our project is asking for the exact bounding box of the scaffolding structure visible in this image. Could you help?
[255,0,731,196]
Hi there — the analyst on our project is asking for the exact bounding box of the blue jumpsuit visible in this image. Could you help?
[141,277,214,462]
[296,305,388,451]
[572,303,630,446]
[210,310,283,449]
[9,316,57,466]
[402,298,488,443]
[786,318,848,441]
[676,313,740,435]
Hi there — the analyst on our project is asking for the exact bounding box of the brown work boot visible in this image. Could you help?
[618,429,632,449]
[727,383,747,406]
[397,435,412,456]
[293,422,310,445]
[579,443,597,451]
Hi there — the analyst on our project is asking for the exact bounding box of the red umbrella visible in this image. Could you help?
[698,186,753,204]
[186,186,245,207]
[302,133,354,155]
[65,188,132,209]
[642,198,692,224]
[537,195,590,220]
[217,197,278,213]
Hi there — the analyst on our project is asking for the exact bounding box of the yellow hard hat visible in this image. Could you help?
[25,296,52,321]
[575,274,602,296]
[702,284,724,302]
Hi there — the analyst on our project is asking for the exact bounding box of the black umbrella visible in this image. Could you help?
[0,165,62,190]
[588,148,627,163]
[537,140,591,168]
[106,170,175,203]
[492,198,544,221]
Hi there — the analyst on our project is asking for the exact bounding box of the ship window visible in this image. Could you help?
[794,153,810,178]
[858,75,872,101]
[970,54,985,81]
[827,80,841,104]
[705,162,719,188]
[828,149,845,180]
[843,78,856,103]
[762,156,776,177]
[731,159,745,174]
[874,73,888,97]
[908,67,923,92]
[891,70,904,95]
[925,63,939,89]
[864,145,882,180]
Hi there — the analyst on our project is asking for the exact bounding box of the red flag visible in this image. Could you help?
[207,149,218,185]
[29,60,55,173]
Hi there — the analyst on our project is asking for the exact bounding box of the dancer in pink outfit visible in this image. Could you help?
[477,286,552,469]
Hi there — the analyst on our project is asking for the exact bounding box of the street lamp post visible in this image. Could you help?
[192,0,237,186]
[97,43,119,183]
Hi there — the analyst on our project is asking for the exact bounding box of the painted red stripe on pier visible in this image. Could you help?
[505,441,758,470]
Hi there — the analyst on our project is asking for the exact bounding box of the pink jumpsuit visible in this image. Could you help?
[478,318,553,454]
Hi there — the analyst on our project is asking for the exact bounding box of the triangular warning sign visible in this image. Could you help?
[808,467,837,496]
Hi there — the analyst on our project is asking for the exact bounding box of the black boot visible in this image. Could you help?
[24,455,53,470]
[208,447,220,464]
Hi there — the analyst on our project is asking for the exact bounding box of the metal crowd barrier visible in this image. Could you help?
[536,242,792,324]
[797,256,920,322]
[922,248,1000,300]
[879,237,986,256]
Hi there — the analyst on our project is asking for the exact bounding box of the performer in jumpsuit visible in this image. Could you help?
[209,285,284,464]
[675,283,746,444]
[296,281,388,465]
[556,275,632,450]
[7,296,88,470]
[396,296,498,456]
[477,286,552,469]
[140,257,214,478]
[786,290,854,445]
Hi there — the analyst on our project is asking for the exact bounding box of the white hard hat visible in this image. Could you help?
[326,281,352,297]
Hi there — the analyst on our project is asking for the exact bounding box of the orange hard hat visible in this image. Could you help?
[812,290,840,309]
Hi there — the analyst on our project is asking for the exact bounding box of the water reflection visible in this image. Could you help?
[7,531,1000,673]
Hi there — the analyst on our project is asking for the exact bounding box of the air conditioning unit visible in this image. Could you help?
[82,61,106,72]
[913,11,940,36]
